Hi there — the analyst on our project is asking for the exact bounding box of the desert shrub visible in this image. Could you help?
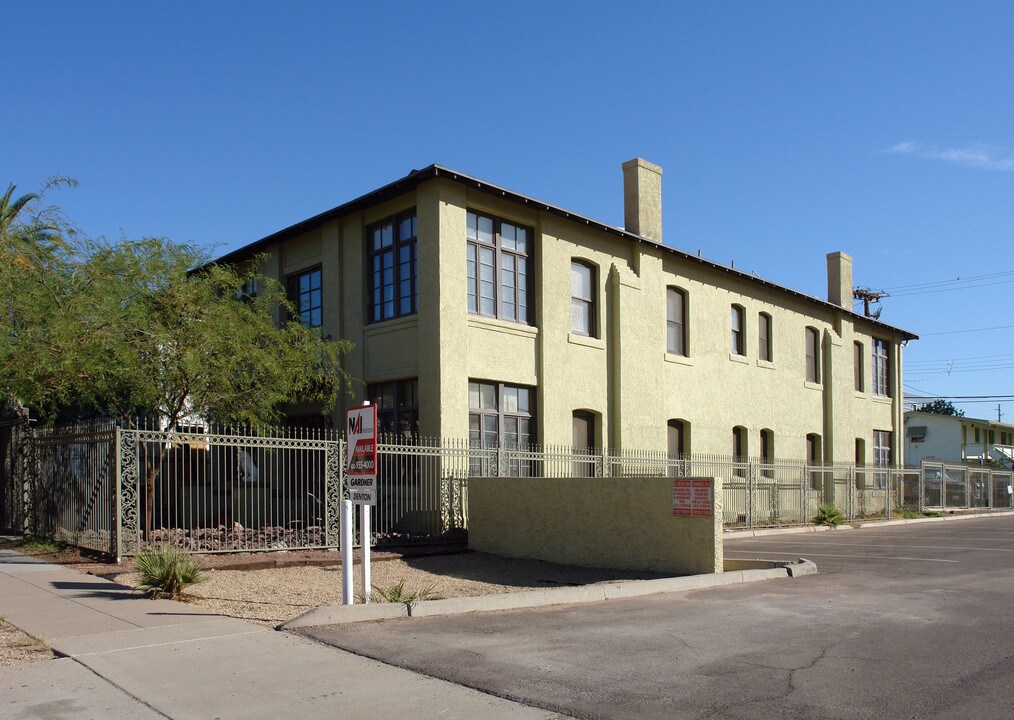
[135,545,206,600]
[813,505,844,526]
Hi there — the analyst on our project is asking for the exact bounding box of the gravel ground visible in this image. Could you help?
[115,553,668,626]
[0,619,54,667]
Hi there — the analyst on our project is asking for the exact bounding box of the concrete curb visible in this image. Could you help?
[854,509,1014,529]
[727,509,1014,538]
[280,561,810,630]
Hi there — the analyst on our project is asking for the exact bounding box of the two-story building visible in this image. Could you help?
[214,159,917,469]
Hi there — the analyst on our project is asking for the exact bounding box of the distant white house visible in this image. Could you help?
[904,410,1014,467]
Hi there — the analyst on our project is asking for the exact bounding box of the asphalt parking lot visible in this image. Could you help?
[299,515,1014,719]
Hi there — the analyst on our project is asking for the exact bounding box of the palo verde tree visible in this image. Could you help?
[1,181,353,537]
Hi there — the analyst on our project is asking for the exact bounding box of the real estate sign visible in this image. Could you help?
[346,405,378,505]
[673,478,713,517]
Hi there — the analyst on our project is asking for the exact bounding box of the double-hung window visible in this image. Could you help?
[758,313,772,362]
[667,288,687,356]
[571,261,596,336]
[872,338,890,396]
[287,267,322,329]
[805,327,820,383]
[466,211,531,323]
[368,211,417,323]
[731,305,745,355]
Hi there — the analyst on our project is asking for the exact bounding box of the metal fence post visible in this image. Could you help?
[747,462,755,529]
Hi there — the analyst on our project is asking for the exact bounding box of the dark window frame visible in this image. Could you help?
[466,210,533,324]
[286,266,323,330]
[367,379,419,440]
[873,429,892,489]
[468,381,536,450]
[666,287,688,356]
[368,210,418,324]
[758,312,772,362]
[854,341,865,392]
[570,260,597,337]
[805,327,821,383]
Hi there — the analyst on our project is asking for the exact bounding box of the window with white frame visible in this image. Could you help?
[872,338,890,396]
[571,260,597,336]
[666,287,688,356]
[731,305,745,356]
[873,429,892,489]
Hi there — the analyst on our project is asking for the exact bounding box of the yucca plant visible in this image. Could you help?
[813,504,844,527]
[369,580,443,616]
[134,545,206,600]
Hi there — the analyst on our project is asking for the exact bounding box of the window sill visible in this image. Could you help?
[873,395,893,405]
[756,359,775,370]
[364,315,418,336]
[804,380,822,391]
[467,315,538,339]
[854,390,867,399]
[664,353,693,366]
[729,352,749,365]
[568,333,605,350]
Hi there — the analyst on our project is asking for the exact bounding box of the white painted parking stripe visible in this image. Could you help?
[724,550,959,563]
[730,540,1011,552]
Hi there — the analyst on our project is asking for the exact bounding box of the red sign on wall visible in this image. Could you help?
[673,478,713,517]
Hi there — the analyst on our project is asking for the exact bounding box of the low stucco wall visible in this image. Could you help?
[468,476,723,575]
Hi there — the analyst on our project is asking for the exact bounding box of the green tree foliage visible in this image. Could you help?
[0,181,351,426]
[916,399,964,418]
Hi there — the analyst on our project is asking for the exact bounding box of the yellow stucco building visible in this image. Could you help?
[216,159,917,469]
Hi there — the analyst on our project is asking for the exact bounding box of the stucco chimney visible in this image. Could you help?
[622,158,663,243]
[826,251,853,309]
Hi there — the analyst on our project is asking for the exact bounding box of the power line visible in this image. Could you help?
[919,324,1014,337]
[882,269,1014,293]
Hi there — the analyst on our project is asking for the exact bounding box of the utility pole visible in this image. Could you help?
[998,404,1003,423]
[853,288,887,318]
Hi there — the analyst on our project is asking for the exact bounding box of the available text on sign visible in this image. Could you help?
[673,478,713,517]
[346,405,377,505]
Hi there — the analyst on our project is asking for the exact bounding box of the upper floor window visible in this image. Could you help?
[805,327,820,383]
[571,260,597,337]
[287,267,322,329]
[368,379,419,439]
[730,305,745,356]
[854,341,864,392]
[758,312,772,362]
[368,211,417,323]
[872,338,890,396]
[666,287,688,356]
[466,211,531,323]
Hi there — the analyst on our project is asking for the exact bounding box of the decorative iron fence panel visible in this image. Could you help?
[11,422,1014,554]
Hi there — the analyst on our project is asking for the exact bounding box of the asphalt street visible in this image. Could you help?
[300,516,1014,719]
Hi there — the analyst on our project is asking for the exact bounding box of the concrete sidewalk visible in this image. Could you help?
[0,549,568,719]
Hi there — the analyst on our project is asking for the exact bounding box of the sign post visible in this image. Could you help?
[344,403,377,604]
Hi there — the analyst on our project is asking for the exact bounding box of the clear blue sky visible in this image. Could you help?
[5,1,1014,420]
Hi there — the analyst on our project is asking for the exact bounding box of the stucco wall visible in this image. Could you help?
[467,476,724,575]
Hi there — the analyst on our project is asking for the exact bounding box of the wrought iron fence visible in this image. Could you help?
[8,420,1014,555]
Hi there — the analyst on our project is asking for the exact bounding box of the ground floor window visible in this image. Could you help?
[873,430,892,490]
[468,381,536,476]
[368,379,418,440]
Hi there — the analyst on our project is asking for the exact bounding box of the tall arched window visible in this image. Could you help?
[666,287,688,356]
[805,327,820,383]
[571,260,597,337]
